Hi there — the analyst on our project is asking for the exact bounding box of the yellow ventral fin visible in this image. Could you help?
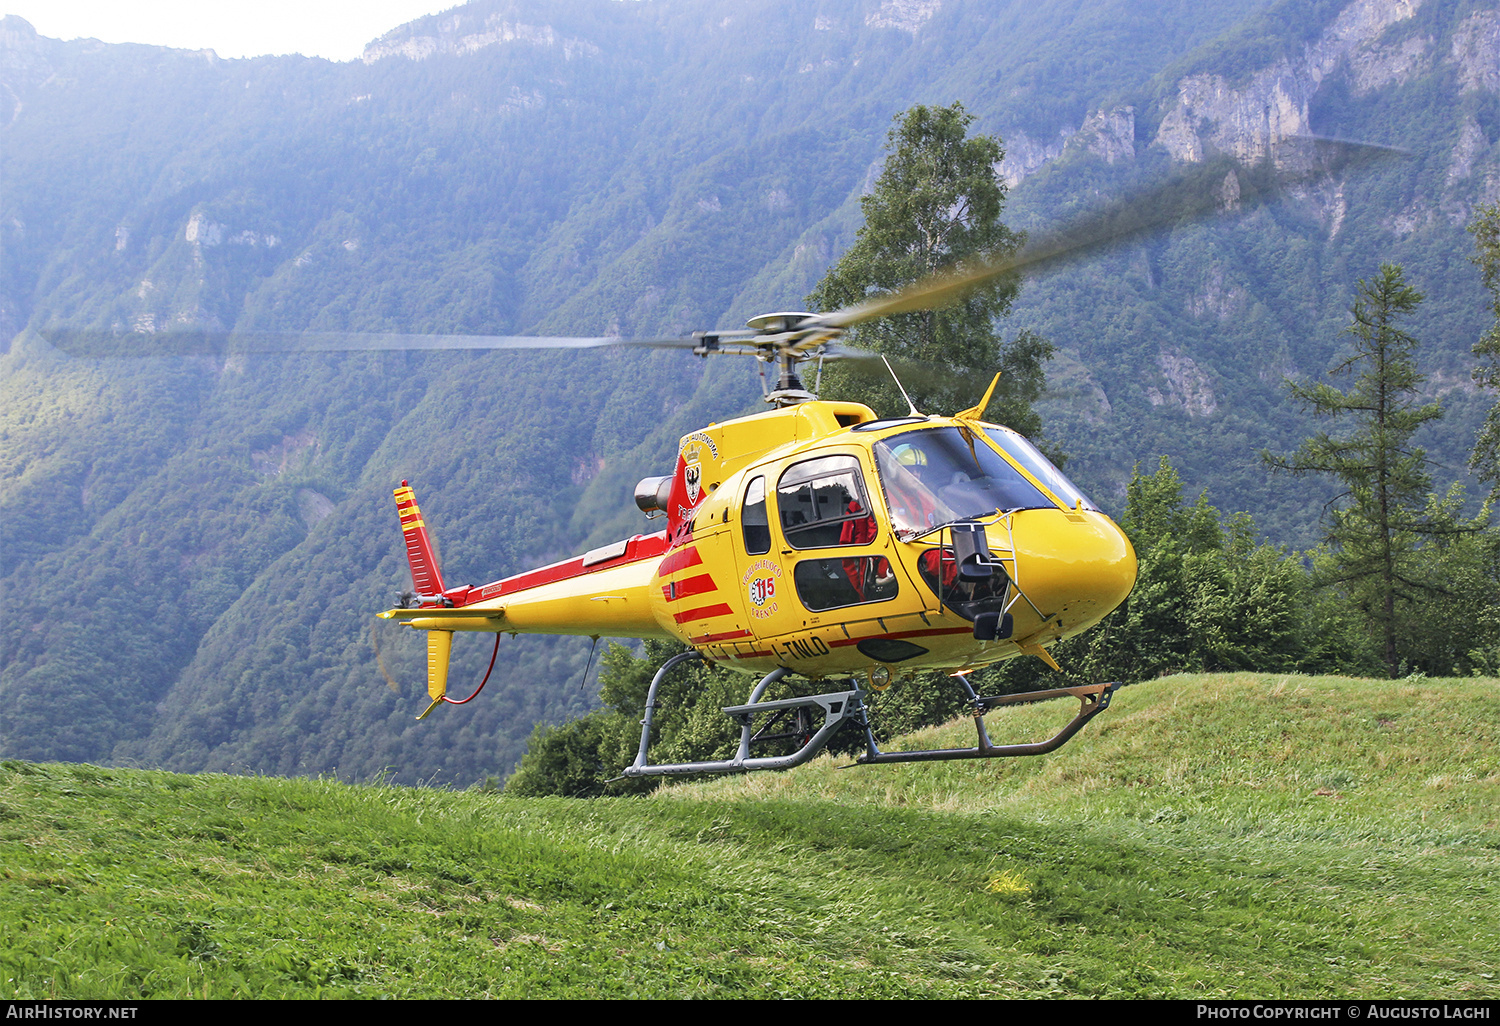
[955,372,1002,422]
[1020,642,1062,672]
[416,630,453,720]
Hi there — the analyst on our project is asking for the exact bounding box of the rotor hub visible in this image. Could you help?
[745,311,817,334]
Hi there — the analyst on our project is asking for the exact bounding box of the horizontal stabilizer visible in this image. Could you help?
[380,606,505,625]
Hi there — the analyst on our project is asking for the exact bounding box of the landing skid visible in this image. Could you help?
[856,679,1118,765]
[621,651,1119,778]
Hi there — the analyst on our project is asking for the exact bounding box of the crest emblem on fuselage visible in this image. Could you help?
[677,432,718,513]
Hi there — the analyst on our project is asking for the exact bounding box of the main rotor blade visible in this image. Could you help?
[814,136,1406,331]
[37,138,1402,361]
[39,328,701,359]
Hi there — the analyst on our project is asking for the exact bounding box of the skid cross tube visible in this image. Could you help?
[624,664,869,778]
[628,650,710,773]
[856,681,1120,765]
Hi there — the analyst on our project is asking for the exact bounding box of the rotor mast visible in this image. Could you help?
[693,311,841,407]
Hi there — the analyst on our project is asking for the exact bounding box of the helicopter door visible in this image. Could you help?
[756,454,904,625]
[776,455,898,612]
[730,453,928,670]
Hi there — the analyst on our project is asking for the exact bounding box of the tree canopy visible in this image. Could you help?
[807,103,1052,434]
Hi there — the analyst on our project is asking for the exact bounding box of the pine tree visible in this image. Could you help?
[807,102,1052,432]
[1263,264,1445,678]
[1469,204,1500,502]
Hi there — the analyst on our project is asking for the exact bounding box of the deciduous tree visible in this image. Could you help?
[807,102,1052,433]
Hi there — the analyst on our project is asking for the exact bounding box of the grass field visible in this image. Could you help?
[1,672,1496,998]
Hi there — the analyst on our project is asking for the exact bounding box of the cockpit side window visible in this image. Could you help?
[742,476,771,555]
[775,454,874,550]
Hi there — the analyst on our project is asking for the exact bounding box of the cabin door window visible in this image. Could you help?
[774,455,897,611]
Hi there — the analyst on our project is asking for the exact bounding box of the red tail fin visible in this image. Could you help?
[394,480,446,599]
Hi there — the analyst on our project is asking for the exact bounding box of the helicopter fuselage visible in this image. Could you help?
[383,399,1136,694]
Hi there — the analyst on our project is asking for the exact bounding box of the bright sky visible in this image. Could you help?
[1,1,467,62]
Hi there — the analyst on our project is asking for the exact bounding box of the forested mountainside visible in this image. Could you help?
[1,0,1495,785]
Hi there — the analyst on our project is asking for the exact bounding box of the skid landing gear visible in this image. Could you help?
[855,677,1118,765]
[620,652,1120,779]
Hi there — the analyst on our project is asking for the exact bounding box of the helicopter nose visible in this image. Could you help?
[1008,509,1137,638]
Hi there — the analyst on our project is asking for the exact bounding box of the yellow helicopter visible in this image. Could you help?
[378,307,1137,776]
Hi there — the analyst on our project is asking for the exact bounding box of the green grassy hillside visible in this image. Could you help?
[2,672,1495,998]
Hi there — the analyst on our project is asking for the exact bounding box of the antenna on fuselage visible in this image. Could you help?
[881,356,924,418]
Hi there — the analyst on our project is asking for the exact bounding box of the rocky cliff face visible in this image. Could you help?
[864,0,943,34]
[1155,0,1428,164]
[363,10,601,63]
[0,17,51,129]
[1005,0,1497,197]
[999,108,1134,188]
[1451,8,1500,93]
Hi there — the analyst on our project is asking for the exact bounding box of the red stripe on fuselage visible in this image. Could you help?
[827,626,974,647]
[672,603,734,625]
[689,628,754,644]
[662,572,717,603]
[657,546,702,576]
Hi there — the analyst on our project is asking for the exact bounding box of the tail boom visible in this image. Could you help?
[381,482,679,714]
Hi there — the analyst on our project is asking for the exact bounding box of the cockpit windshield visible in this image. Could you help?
[981,424,1097,511]
[873,427,1055,536]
